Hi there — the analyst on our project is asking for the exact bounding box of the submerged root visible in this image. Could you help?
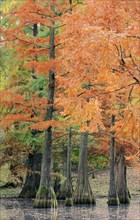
[74,194,96,205]
[65,198,73,206]
[33,186,58,208]
[34,199,58,208]
[73,180,96,205]
[119,197,130,204]
[64,185,73,206]
[107,197,119,206]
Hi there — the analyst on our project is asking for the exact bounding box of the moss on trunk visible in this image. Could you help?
[34,8,57,208]
[74,132,96,205]
[65,198,73,206]
[34,186,58,208]
[74,196,96,205]
[108,115,119,206]
[116,147,131,204]
[57,128,73,206]
[107,198,119,206]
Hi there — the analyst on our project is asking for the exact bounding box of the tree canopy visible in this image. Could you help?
[0,0,139,195]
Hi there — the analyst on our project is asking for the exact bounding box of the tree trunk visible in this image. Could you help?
[56,145,67,200]
[64,127,73,206]
[74,132,95,205]
[57,128,73,204]
[108,115,119,206]
[34,7,57,208]
[19,151,41,198]
[19,23,42,198]
[62,147,67,177]
[52,161,61,198]
[116,147,130,204]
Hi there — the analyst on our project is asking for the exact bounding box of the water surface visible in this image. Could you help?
[0,198,139,220]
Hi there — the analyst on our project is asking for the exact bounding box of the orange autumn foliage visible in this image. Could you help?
[56,0,140,158]
[0,0,74,131]
[0,0,139,161]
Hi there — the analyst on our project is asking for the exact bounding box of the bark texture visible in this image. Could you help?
[53,161,61,198]
[65,127,73,206]
[19,24,40,199]
[108,115,118,206]
[116,147,131,204]
[34,11,57,208]
[56,146,67,200]
[57,128,73,205]
[19,151,41,198]
[74,132,95,205]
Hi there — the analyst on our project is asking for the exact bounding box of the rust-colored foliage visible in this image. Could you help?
[56,0,140,159]
[0,0,72,131]
[0,0,140,162]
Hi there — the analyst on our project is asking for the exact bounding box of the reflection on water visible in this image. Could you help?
[0,198,139,220]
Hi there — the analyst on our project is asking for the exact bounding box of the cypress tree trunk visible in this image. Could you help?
[52,161,61,198]
[62,146,67,177]
[74,132,95,205]
[65,127,73,206]
[19,151,41,198]
[56,145,67,200]
[19,24,43,199]
[108,115,119,206]
[34,7,57,208]
[116,147,130,204]
[57,128,73,204]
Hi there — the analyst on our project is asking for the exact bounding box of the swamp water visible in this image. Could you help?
[0,198,139,220]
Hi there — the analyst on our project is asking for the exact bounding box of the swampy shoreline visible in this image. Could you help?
[0,168,139,199]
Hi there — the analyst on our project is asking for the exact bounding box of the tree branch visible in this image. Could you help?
[126,35,140,39]
[14,36,49,49]
[99,82,138,95]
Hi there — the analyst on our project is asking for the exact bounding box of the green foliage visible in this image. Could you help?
[71,146,79,169]
[0,186,21,198]
[1,129,43,151]
[65,198,73,206]
[0,0,21,13]
[28,75,48,97]
[0,48,30,92]
[91,155,109,169]
[0,128,43,189]
[0,164,10,187]
[38,26,50,38]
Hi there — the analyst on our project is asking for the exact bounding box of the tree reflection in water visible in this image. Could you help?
[0,198,139,220]
[108,204,129,220]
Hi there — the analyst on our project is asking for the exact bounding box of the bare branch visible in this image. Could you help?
[55,24,66,30]
[126,35,140,39]
[128,86,134,106]
[98,82,138,95]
